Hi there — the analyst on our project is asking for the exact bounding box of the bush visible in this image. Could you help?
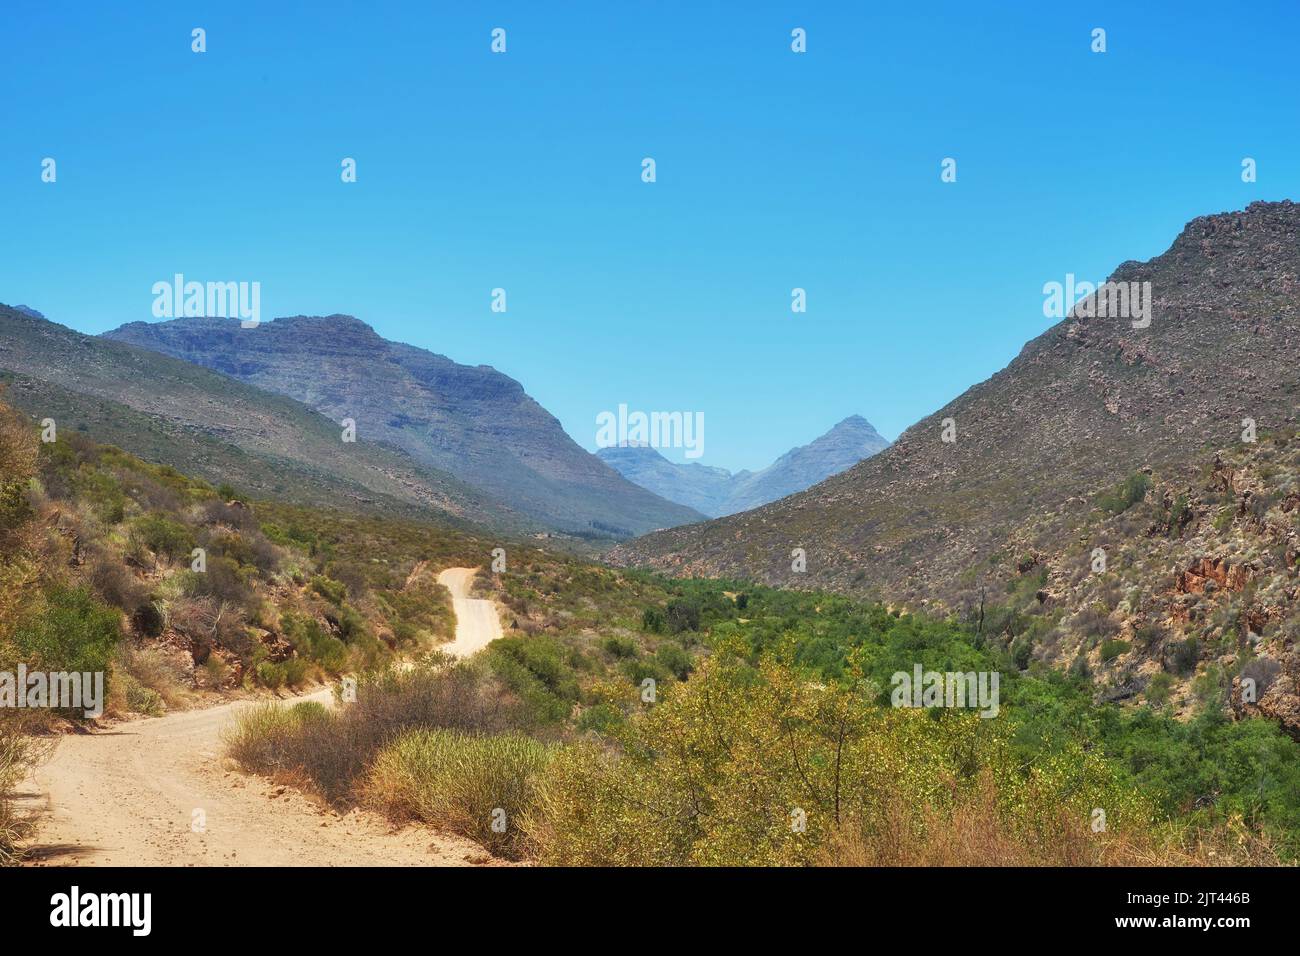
[1099,639,1130,663]
[130,601,165,638]
[1167,637,1200,676]
[1099,472,1152,515]
[226,662,533,805]
[256,661,287,690]
[664,599,701,634]
[0,717,49,865]
[367,729,552,858]
[128,513,193,567]
[520,641,1262,867]
[223,702,321,773]
[311,576,347,606]
[10,587,119,683]
[185,556,255,612]
[600,635,636,658]
[87,552,148,613]
[640,607,664,633]
[1146,672,1174,707]
[487,636,579,724]
[654,642,693,680]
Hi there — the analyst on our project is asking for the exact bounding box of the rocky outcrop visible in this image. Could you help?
[1176,557,1253,595]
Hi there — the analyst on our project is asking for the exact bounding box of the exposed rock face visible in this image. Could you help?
[1177,557,1253,595]
[597,416,889,518]
[104,315,702,537]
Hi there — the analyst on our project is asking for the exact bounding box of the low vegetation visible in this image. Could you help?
[228,579,1300,866]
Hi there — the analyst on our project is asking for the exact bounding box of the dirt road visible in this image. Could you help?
[20,569,507,867]
[436,567,504,657]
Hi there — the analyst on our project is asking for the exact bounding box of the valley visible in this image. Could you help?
[5,203,1300,869]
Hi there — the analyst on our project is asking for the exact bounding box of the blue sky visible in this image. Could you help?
[3,1,1298,472]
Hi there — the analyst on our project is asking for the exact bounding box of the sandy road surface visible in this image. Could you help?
[436,567,504,657]
[19,570,508,866]
[20,688,492,866]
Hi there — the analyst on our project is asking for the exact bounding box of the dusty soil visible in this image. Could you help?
[436,567,504,658]
[20,569,508,867]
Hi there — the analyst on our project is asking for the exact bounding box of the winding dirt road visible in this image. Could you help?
[436,567,504,657]
[20,567,505,867]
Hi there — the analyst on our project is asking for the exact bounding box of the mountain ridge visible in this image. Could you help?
[610,200,1300,608]
[104,315,703,537]
[0,305,521,529]
[596,415,888,517]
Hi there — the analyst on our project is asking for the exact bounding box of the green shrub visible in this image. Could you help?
[10,587,119,682]
[120,673,164,716]
[1099,639,1130,663]
[1168,637,1200,676]
[1146,672,1174,707]
[487,636,579,724]
[1099,472,1152,515]
[129,513,193,566]
[664,599,701,634]
[256,661,287,689]
[600,635,636,658]
[654,642,693,680]
[310,576,347,605]
[224,702,319,773]
[367,729,552,858]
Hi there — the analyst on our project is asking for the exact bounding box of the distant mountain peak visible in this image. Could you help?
[598,416,889,517]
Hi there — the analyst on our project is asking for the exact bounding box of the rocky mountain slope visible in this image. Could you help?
[105,316,701,537]
[612,201,1300,603]
[610,200,1300,736]
[598,415,888,517]
[0,306,513,528]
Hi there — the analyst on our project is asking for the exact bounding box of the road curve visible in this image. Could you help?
[436,567,504,658]
[19,687,492,867]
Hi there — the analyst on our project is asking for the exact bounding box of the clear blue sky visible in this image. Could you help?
[3,1,1297,472]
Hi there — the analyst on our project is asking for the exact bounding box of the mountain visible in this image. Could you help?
[611,201,1300,611]
[0,305,517,528]
[595,444,737,516]
[724,415,889,514]
[598,416,889,518]
[103,315,702,537]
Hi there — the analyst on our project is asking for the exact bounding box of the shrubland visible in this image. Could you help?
[229,574,1300,866]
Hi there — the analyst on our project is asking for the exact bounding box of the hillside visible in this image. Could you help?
[0,306,517,530]
[5,391,1298,866]
[598,415,888,517]
[104,315,702,537]
[612,202,1300,608]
